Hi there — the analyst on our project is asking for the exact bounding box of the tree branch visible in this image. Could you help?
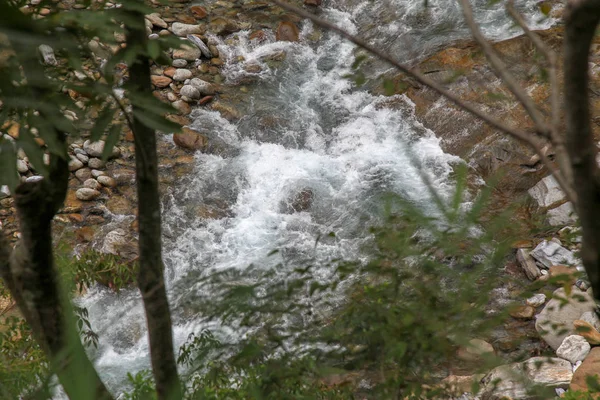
[458,0,550,138]
[270,0,577,204]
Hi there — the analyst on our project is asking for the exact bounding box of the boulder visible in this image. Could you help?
[456,338,494,362]
[276,21,300,42]
[547,202,577,226]
[173,127,208,151]
[101,229,137,260]
[580,311,600,331]
[530,240,579,269]
[480,357,572,399]
[535,287,596,350]
[556,335,591,364]
[282,188,314,213]
[76,188,101,201]
[75,168,92,182]
[570,347,600,395]
[209,17,241,36]
[516,248,541,280]
[529,175,565,208]
[170,22,203,37]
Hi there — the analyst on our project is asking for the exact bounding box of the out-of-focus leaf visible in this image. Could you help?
[0,140,20,191]
[91,105,115,142]
[17,124,48,176]
[101,123,121,161]
[132,110,182,133]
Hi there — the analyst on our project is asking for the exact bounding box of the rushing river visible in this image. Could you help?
[74,0,554,395]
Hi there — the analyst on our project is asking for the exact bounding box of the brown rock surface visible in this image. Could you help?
[570,347,600,397]
[173,127,208,151]
[276,21,300,42]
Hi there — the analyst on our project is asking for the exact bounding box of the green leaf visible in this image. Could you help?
[132,110,181,133]
[383,79,395,96]
[91,105,115,142]
[101,123,121,161]
[147,40,160,60]
[0,140,20,192]
[351,54,367,70]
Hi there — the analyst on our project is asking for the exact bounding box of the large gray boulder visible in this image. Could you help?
[535,287,596,350]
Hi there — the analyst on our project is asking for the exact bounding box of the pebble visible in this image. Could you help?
[97,175,117,188]
[526,293,547,307]
[172,59,188,67]
[173,43,201,61]
[173,68,193,81]
[25,175,43,183]
[180,85,200,99]
[83,140,120,158]
[83,178,102,190]
[170,22,203,36]
[91,169,105,178]
[556,335,591,364]
[76,153,89,164]
[148,33,159,40]
[88,158,106,169]
[76,188,101,201]
[75,168,92,182]
[16,160,28,174]
[0,186,10,199]
[69,157,84,171]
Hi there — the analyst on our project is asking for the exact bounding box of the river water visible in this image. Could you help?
[75,0,554,395]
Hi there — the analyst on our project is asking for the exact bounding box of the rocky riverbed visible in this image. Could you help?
[1,0,600,398]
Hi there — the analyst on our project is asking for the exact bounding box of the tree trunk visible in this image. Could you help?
[125,8,183,400]
[564,0,600,303]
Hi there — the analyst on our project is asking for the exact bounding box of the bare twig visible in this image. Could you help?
[459,0,550,138]
[270,0,577,204]
[506,0,573,187]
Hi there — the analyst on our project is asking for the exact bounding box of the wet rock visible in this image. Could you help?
[304,0,321,5]
[106,196,132,214]
[209,17,240,36]
[180,84,201,99]
[456,338,494,362]
[145,13,167,29]
[536,287,596,350]
[276,21,300,42]
[186,34,212,58]
[173,43,201,60]
[88,158,105,169]
[38,44,57,66]
[190,5,208,19]
[516,248,541,280]
[83,139,120,159]
[172,59,188,68]
[172,100,191,115]
[97,175,116,188]
[556,335,590,364]
[188,78,215,95]
[76,188,101,201]
[101,229,137,260]
[173,127,208,151]
[526,293,546,308]
[170,22,203,37]
[199,95,213,105]
[570,347,600,395]
[69,156,84,172]
[530,240,579,269]
[151,75,172,88]
[480,357,572,399]
[210,101,241,120]
[83,178,101,190]
[173,68,193,81]
[283,188,314,213]
[75,168,92,182]
[249,30,268,42]
[16,159,28,174]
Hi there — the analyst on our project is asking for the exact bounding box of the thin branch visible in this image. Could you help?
[270,0,577,204]
[458,0,550,137]
[506,0,573,188]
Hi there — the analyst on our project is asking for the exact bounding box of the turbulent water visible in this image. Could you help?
[74,0,555,395]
